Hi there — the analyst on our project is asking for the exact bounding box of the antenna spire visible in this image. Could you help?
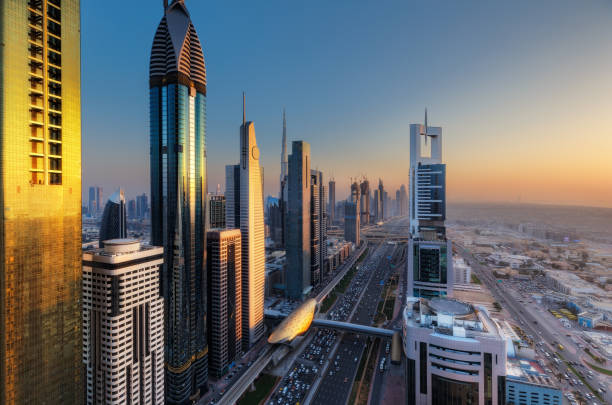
[242,92,246,125]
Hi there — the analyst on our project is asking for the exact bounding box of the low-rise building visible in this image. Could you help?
[505,358,562,405]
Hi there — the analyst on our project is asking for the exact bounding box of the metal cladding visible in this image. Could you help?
[268,299,318,344]
[1,0,83,403]
[150,0,206,93]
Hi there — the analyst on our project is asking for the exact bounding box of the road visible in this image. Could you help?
[457,244,612,405]
[311,242,400,405]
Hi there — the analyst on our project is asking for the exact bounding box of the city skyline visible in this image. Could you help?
[81,0,612,208]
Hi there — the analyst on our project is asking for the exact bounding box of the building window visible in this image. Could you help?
[420,342,427,394]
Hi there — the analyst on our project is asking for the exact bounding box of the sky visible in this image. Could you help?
[82,0,612,207]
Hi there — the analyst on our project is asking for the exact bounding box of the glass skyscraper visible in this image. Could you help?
[407,113,453,298]
[98,189,127,247]
[149,1,208,403]
[0,0,83,403]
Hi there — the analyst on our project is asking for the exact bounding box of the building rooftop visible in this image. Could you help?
[506,358,559,389]
[404,297,502,339]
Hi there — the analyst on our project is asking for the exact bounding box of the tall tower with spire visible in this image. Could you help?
[407,110,453,299]
[226,95,266,351]
[149,1,208,402]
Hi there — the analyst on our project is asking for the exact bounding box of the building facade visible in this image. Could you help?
[225,99,265,351]
[279,109,288,248]
[310,171,321,287]
[209,194,226,229]
[99,189,127,247]
[344,202,360,246]
[403,297,507,405]
[149,1,209,402]
[0,0,83,403]
[407,113,453,298]
[82,240,165,405]
[286,141,311,299]
[360,180,371,225]
[206,230,242,377]
[328,179,336,225]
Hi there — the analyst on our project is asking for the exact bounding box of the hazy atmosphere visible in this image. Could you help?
[82,0,612,207]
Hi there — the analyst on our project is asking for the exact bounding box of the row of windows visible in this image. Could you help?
[27,0,63,185]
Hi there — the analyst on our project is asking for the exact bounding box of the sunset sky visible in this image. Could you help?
[82,0,612,207]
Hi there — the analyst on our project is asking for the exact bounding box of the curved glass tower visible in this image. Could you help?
[149,1,208,403]
[98,189,127,247]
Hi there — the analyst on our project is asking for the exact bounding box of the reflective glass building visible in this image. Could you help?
[149,1,208,403]
[99,189,127,247]
[0,0,83,403]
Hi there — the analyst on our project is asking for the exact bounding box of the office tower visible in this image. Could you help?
[400,184,408,216]
[96,187,103,213]
[99,189,127,247]
[226,164,240,229]
[310,170,322,286]
[0,0,82,403]
[136,193,149,219]
[403,297,507,405]
[318,173,328,278]
[225,96,265,351]
[149,0,208,401]
[344,202,360,245]
[267,197,283,246]
[383,190,389,219]
[209,194,226,229]
[372,189,380,222]
[359,179,370,225]
[127,198,137,220]
[286,141,311,299]
[89,186,97,217]
[350,180,360,204]
[275,110,288,247]
[328,179,336,225]
[83,240,165,405]
[377,179,385,221]
[206,230,242,377]
[395,189,401,217]
[407,112,453,298]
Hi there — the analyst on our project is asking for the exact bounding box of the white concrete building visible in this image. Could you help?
[403,297,507,405]
[82,239,164,405]
[454,257,472,284]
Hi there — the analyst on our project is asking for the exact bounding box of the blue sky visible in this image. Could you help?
[82,0,612,206]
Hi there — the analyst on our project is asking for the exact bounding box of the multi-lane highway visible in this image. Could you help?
[310,241,401,405]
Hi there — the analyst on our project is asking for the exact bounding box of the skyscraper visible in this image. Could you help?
[344,202,360,245]
[206,230,242,377]
[407,111,453,298]
[286,141,311,300]
[225,95,265,351]
[136,193,149,219]
[99,189,127,247]
[209,194,226,229]
[127,198,137,220]
[400,184,408,216]
[377,179,385,221]
[0,0,83,403]
[310,170,322,287]
[278,109,288,247]
[89,186,97,216]
[82,240,165,405]
[149,1,208,401]
[360,179,371,225]
[96,186,103,213]
[328,179,336,225]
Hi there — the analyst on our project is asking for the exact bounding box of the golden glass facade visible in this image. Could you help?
[0,0,82,404]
